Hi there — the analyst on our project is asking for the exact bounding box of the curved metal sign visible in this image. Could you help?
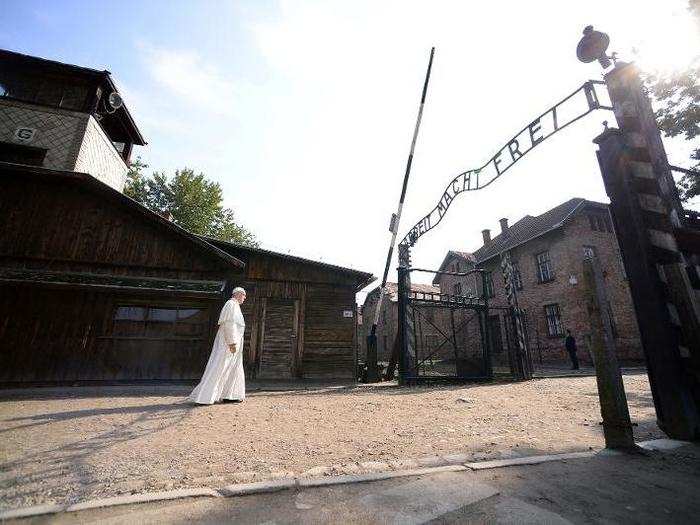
[401,80,611,247]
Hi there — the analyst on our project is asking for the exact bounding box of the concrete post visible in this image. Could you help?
[582,256,636,449]
[594,61,700,439]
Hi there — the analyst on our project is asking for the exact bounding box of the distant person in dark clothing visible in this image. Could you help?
[565,330,580,370]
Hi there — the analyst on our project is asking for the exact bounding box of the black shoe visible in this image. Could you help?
[222,399,243,403]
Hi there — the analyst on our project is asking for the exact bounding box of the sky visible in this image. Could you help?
[2,0,698,304]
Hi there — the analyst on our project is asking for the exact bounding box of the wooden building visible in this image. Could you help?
[0,163,374,384]
[0,49,373,385]
[0,163,244,383]
[206,240,374,380]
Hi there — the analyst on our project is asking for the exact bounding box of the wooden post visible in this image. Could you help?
[295,285,306,379]
[384,333,400,381]
[582,256,636,449]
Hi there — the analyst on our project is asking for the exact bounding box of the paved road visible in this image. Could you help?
[17,443,700,524]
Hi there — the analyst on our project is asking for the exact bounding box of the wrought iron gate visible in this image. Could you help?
[396,245,532,384]
[398,265,520,384]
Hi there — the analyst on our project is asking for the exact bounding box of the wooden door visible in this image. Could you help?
[258,298,296,379]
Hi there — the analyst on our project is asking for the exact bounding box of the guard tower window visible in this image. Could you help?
[0,70,90,111]
[0,142,47,166]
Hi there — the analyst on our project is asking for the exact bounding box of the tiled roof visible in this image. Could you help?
[450,251,476,263]
[365,282,440,304]
[473,198,606,264]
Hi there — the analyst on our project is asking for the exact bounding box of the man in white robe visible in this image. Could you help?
[188,287,246,405]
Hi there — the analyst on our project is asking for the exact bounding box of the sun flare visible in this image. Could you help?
[630,4,700,75]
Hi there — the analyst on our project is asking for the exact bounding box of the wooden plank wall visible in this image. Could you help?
[0,285,218,382]
[0,175,237,281]
[302,283,356,379]
[234,280,357,379]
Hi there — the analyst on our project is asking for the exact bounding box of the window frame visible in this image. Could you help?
[535,251,554,283]
[544,303,564,337]
[108,303,210,341]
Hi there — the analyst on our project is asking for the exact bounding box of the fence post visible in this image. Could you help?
[582,256,636,449]
[397,244,416,385]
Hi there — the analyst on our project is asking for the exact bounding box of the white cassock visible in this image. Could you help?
[188,298,246,404]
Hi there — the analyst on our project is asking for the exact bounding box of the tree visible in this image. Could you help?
[124,156,149,203]
[645,0,700,202]
[124,162,258,246]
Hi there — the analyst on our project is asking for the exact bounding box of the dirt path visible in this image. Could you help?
[0,374,661,510]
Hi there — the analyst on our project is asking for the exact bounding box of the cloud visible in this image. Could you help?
[140,44,242,117]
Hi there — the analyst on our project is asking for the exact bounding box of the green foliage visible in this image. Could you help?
[124,156,149,203]
[124,161,258,246]
[645,0,700,202]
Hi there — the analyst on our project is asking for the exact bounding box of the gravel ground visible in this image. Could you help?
[0,373,661,511]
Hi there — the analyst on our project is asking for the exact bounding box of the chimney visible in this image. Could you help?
[482,229,491,244]
[500,217,509,234]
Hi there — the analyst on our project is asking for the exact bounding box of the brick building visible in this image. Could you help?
[434,198,644,365]
[432,250,478,296]
[359,282,441,362]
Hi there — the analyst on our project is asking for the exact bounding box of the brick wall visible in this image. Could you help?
[435,254,479,297]
[478,207,643,366]
[359,291,398,361]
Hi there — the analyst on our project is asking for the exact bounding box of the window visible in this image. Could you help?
[536,251,554,282]
[453,282,463,296]
[0,142,47,166]
[112,305,208,339]
[0,70,90,111]
[511,261,523,290]
[484,272,495,298]
[583,245,597,260]
[544,304,563,336]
